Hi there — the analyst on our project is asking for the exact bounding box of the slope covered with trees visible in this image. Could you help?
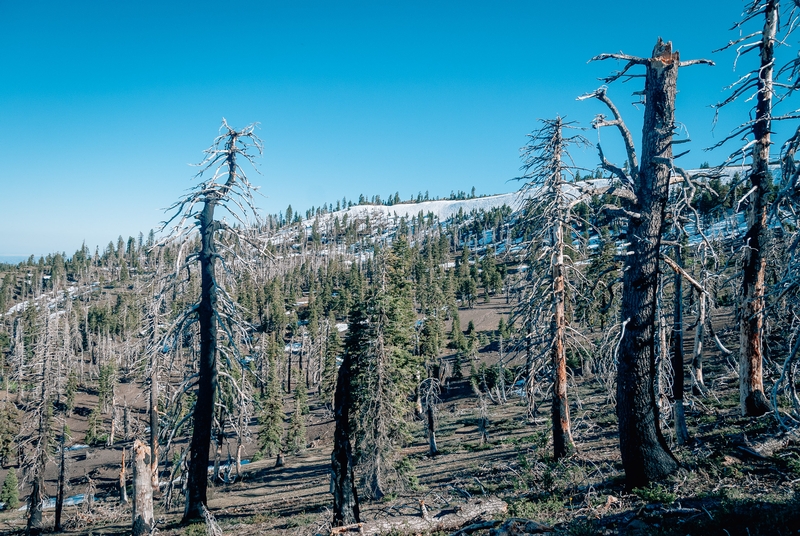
[1,3,800,535]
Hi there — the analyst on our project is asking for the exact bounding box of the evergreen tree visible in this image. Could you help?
[286,385,307,453]
[349,237,420,499]
[320,318,341,406]
[0,467,19,509]
[258,335,284,458]
[0,403,19,467]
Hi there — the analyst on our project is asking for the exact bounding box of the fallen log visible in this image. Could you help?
[332,497,508,536]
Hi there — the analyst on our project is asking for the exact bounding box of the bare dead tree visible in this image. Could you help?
[157,119,264,523]
[580,38,712,487]
[331,333,360,527]
[132,439,154,536]
[419,377,441,456]
[709,0,796,416]
[514,117,591,460]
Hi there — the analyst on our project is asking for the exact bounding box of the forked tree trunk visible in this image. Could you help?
[739,0,776,417]
[133,440,154,536]
[331,351,360,526]
[616,39,680,488]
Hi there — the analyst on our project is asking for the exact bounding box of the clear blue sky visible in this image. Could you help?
[0,1,776,259]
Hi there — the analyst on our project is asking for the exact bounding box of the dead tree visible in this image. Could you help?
[159,119,263,523]
[710,0,787,416]
[514,117,589,460]
[331,338,360,527]
[419,378,441,456]
[581,39,712,487]
[670,243,689,445]
[132,439,154,536]
[54,423,68,531]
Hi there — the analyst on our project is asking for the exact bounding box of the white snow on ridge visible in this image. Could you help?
[336,191,527,223]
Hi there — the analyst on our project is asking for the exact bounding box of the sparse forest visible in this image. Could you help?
[3,2,800,536]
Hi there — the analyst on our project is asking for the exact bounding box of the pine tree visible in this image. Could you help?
[0,467,19,509]
[0,402,19,467]
[286,385,307,453]
[258,335,284,458]
[320,319,341,406]
[349,237,421,499]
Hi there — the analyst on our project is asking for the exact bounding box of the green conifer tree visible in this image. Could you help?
[258,335,284,458]
[286,386,307,454]
[0,467,19,509]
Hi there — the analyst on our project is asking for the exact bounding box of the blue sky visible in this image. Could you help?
[0,1,780,259]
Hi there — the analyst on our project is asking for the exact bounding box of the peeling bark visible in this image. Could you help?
[739,0,776,418]
[133,440,154,536]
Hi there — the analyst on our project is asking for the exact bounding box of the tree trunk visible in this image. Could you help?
[692,286,707,395]
[55,430,67,531]
[616,39,680,488]
[287,346,292,394]
[119,447,129,504]
[551,200,575,460]
[672,247,689,445]
[133,440,154,536]
[427,403,438,456]
[213,426,223,484]
[183,199,219,523]
[739,0,776,417]
[331,351,360,527]
[124,402,131,441]
[26,475,44,536]
[524,329,535,419]
[149,365,159,490]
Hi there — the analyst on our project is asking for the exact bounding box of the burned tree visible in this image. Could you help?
[331,312,361,527]
[158,119,263,523]
[514,117,589,460]
[581,39,712,487]
[711,0,784,416]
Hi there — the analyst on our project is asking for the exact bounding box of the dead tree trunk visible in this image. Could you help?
[426,404,438,456]
[672,246,689,444]
[739,0,776,417]
[149,363,159,490]
[26,474,44,536]
[614,40,682,487]
[133,440,154,536]
[551,191,574,460]
[584,39,710,487]
[613,40,681,487]
[692,270,708,395]
[331,350,360,527]
[55,428,67,531]
[524,329,536,419]
[184,198,219,522]
[119,447,129,504]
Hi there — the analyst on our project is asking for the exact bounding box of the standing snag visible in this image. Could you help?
[158,119,263,523]
[515,117,589,460]
[711,0,781,417]
[132,439,154,536]
[582,38,712,487]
